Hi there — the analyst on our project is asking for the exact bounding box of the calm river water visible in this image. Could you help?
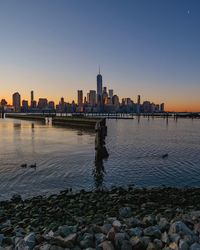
[0,117,200,200]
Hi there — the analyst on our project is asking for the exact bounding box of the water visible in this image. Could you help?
[0,117,200,200]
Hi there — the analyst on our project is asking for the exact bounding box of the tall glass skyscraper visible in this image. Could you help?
[97,67,102,105]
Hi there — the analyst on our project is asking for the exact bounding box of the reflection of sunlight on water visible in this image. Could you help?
[1,117,200,199]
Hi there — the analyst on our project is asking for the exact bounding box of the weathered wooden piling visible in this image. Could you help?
[95,119,109,161]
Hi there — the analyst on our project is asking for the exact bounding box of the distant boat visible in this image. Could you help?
[20,164,27,168]
[162,153,168,159]
[30,163,37,168]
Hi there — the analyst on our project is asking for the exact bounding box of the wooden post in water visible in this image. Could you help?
[95,119,109,161]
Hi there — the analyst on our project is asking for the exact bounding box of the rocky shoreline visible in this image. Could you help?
[1,187,200,249]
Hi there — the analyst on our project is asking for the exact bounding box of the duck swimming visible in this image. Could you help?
[162,153,168,159]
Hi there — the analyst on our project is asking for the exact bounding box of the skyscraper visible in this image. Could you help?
[31,90,34,103]
[12,92,21,112]
[137,95,141,114]
[97,67,102,105]
[108,89,113,98]
[77,90,83,106]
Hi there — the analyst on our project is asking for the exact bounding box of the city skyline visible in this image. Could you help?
[1,1,200,112]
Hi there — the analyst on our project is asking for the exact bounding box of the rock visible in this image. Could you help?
[57,225,77,237]
[95,233,106,245]
[142,236,151,248]
[39,244,51,250]
[190,243,200,250]
[99,240,115,250]
[169,233,180,244]
[179,239,189,250]
[80,233,94,249]
[114,233,129,249]
[121,240,132,250]
[0,234,4,246]
[169,221,194,236]
[112,220,121,231]
[100,224,112,234]
[119,207,132,218]
[147,242,161,250]
[143,215,156,226]
[123,217,142,227]
[107,227,115,241]
[49,235,76,248]
[154,239,163,249]
[169,242,179,250]
[143,226,161,239]
[158,218,170,232]
[130,236,146,250]
[11,194,22,202]
[127,227,142,237]
[161,232,169,244]
[24,232,36,249]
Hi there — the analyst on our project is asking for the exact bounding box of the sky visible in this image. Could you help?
[0,0,200,111]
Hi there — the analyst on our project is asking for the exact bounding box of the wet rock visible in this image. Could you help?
[179,239,189,250]
[127,227,142,237]
[11,194,22,203]
[143,215,156,226]
[161,231,169,244]
[24,232,36,249]
[100,224,112,234]
[158,217,170,232]
[147,242,161,250]
[190,243,200,250]
[57,225,77,237]
[80,233,94,249]
[130,236,146,250]
[95,233,106,245]
[107,227,115,241]
[119,207,132,218]
[114,232,129,249]
[0,234,4,246]
[143,226,161,239]
[123,217,142,227]
[169,242,179,250]
[121,240,132,250]
[99,240,114,250]
[112,220,121,231]
[169,221,194,235]
[169,233,180,244]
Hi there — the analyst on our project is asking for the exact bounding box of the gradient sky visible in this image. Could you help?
[0,0,200,111]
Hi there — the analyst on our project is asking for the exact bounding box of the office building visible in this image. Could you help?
[12,92,21,112]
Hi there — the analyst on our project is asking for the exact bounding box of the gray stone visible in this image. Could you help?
[179,239,189,250]
[143,226,161,239]
[158,218,170,231]
[114,233,129,248]
[130,236,146,250]
[95,233,106,245]
[119,207,132,218]
[99,240,115,250]
[127,227,142,237]
[169,242,178,250]
[169,233,181,244]
[123,217,141,228]
[143,215,156,226]
[121,240,132,250]
[39,244,51,250]
[0,234,4,246]
[107,227,115,241]
[147,242,160,250]
[190,242,200,250]
[169,221,194,236]
[24,232,36,250]
[112,220,121,231]
[161,232,169,244]
[57,225,77,237]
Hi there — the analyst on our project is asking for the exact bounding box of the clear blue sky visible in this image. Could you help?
[0,0,200,111]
